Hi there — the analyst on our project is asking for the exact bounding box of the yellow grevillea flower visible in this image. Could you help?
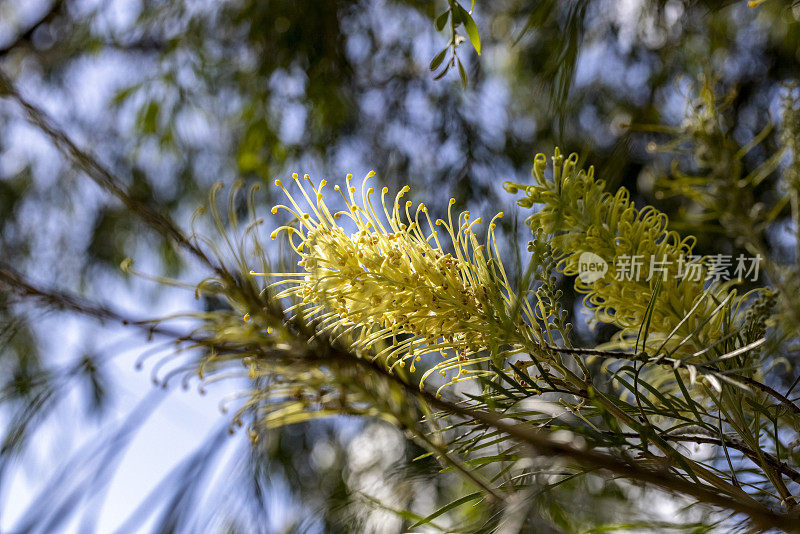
[258,172,536,395]
[505,149,755,358]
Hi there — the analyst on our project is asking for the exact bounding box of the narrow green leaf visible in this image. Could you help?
[433,63,450,80]
[435,10,449,31]
[635,276,662,353]
[137,101,160,135]
[358,492,447,531]
[509,362,540,392]
[464,454,517,466]
[673,369,706,423]
[489,363,527,396]
[412,450,434,462]
[485,378,519,401]
[111,85,136,106]
[430,48,448,71]
[456,55,467,88]
[457,5,481,55]
[451,5,462,24]
[409,492,483,528]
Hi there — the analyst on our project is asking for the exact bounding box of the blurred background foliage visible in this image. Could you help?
[1,0,800,532]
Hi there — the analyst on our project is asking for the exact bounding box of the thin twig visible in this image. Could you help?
[545,344,800,416]
[6,263,800,530]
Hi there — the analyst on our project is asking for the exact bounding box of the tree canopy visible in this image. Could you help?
[2,1,800,532]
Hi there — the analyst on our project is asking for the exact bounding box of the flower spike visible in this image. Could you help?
[262,172,539,389]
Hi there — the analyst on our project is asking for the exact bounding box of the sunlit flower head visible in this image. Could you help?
[256,172,534,395]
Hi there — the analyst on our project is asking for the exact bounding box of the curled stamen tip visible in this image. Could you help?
[435,219,443,225]
[367,170,376,177]
[382,187,388,194]
[497,212,504,218]
[270,207,278,214]
[270,231,278,239]
[303,214,310,219]
[303,174,310,179]
[367,187,374,194]
[334,185,341,191]
[349,186,356,193]
[291,173,298,179]
[243,313,251,322]
[275,179,283,187]
[401,185,410,193]
[449,198,456,205]
[320,179,327,186]
[405,200,412,207]
[346,173,353,179]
